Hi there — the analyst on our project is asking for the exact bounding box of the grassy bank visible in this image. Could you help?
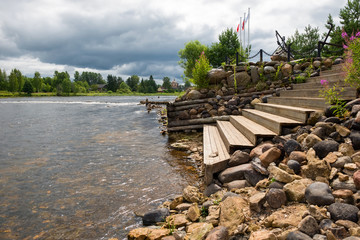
[0,91,185,98]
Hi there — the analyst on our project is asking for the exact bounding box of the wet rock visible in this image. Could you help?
[183,186,203,203]
[313,140,340,159]
[305,182,334,206]
[218,163,252,184]
[142,208,170,226]
[286,231,313,240]
[205,226,229,240]
[284,178,313,202]
[298,215,319,237]
[259,147,281,167]
[219,196,248,234]
[287,160,301,174]
[224,180,250,190]
[328,202,359,222]
[204,183,222,197]
[228,150,250,167]
[266,188,287,209]
[284,139,302,156]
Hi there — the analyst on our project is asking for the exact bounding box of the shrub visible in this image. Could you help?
[342,30,360,88]
[190,51,211,88]
[255,81,267,91]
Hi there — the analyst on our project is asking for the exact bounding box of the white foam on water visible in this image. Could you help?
[0,100,135,106]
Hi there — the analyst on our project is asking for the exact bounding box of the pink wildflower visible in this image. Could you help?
[342,31,348,39]
[320,79,328,86]
[356,32,360,37]
[343,44,349,49]
[350,35,356,41]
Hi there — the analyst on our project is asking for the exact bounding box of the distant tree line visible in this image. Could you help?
[0,68,189,95]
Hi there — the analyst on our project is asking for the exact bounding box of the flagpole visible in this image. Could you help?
[243,12,246,54]
[239,17,242,52]
[248,8,250,57]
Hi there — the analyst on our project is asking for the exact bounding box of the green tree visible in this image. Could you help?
[191,51,212,88]
[287,24,320,59]
[62,78,72,95]
[117,81,132,93]
[184,79,191,89]
[162,76,171,90]
[340,0,360,35]
[32,71,42,92]
[0,69,8,90]
[322,14,344,56]
[147,75,157,93]
[74,71,80,82]
[8,69,23,92]
[107,74,123,92]
[126,75,139,92]
[178,40,207,78]
[22,80,34,95]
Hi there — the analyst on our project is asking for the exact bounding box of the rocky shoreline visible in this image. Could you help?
[128,98,360,240]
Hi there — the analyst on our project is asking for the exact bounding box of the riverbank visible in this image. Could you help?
[128,98,360,240]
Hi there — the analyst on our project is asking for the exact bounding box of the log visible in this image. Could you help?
[171,99,208,107]
[140,100,170,105]
[167,124,206,132]
[167,116,230,127]
[167,103,206,112]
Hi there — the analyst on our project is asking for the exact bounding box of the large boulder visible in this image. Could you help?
[183,186,203,203]
[218,163,253,184]
[328,202,359,222]
[305,182,334,206]
[281,63,293,77]
[207,69,229,85]
[227,72,251,88]
[313,139,339,159]
[186,90,202,100]
[142,208,170,226]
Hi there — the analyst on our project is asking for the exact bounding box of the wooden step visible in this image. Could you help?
[279,87,357,100]
[255,103,317,123]
[267,96,329,110]
[217,120,254,153]
[230,116,276,145]
[203,125,230,185]
[292,81,347,90]
[242,109,302,135]
[307,72,345,83]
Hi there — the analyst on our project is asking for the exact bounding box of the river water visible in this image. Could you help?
[0,96,198,240]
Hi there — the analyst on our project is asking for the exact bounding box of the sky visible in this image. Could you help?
[0,0,347,84]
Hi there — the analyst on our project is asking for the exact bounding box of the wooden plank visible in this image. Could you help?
[168,116,230,127]
[217,121,253,153]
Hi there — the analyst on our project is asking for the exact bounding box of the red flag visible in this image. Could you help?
[237,24,240,32]
[242,20,245,30]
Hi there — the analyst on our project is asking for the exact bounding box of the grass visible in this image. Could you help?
[0,91,185,98]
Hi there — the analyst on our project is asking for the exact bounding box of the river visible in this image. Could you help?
[0,96,198,240]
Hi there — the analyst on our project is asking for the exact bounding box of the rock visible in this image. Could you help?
[286,231,313,240]
[244,168,267,186]
[251,98,261,106]
[250,142,274,158]
[282,63,293,77]
[206,205,220,226]
[249,229,277,240]
[178,110,190,120]
[351,131,360,150]
[227,72,251,88]
[176,203,192,211]
[218,163,252,184]
[249,192,266,213]
[264,204,308,228]
[328,202,359,222]
[207,69,228,85]
[148,229,171,240]
[205,226,229,240]
[128,228,152,240]
[250,66,260,83]
[302,134,323,149]
[219,196,248,234]
[331,178,357,192]
[323,58,333,68]
[354,170,360,189]
[142,208,170,226]
[284,178,313,202]
[162,236,176,240]
[259,147,282,167]
[186,222,214,240]
[251,157,269,175]
[298,215,319,237]
[187,90,202,100]
[344,236,360,240]
[336,219,359,229]
[221,192,238,201]
[313,234,327,240]
[187,204,201,222]
[170,196,184,210]
[224,180,250,190]
[284,139,302,156]
[313,140,340,159]
[302,151,330,180]
[289,151,307,163]
[264,66,276,74]
[183,186,203,203]
[287,160,301,174]
[266,188,287,208]
[268,164,293,183]
[332,189,353,199]
[204,184,222,197]
[228,150,250,167]
[171,142,191,151]
[332,156,352,168]
[339,143,355,157]
[305,182,334,206]
[335,124,351,137]
[166,214,189,228]
[269,181,285,189]
[312,127,328,140]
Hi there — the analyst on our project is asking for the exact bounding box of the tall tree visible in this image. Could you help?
[0,69,8,91]
[178,40,207,78]
[32,71,42,92]
[287,24,320,59]
[126,75,139,92]
[107,74,122,92]
[8,69,23,92]
[22,80,34,95]
[162,77,171,90]
[340,0,360,35]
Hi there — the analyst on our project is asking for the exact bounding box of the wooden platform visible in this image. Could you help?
[217,121,254,153]
[203,125,230,185]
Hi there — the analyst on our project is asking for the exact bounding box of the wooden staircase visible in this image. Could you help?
[203,63,358,185]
